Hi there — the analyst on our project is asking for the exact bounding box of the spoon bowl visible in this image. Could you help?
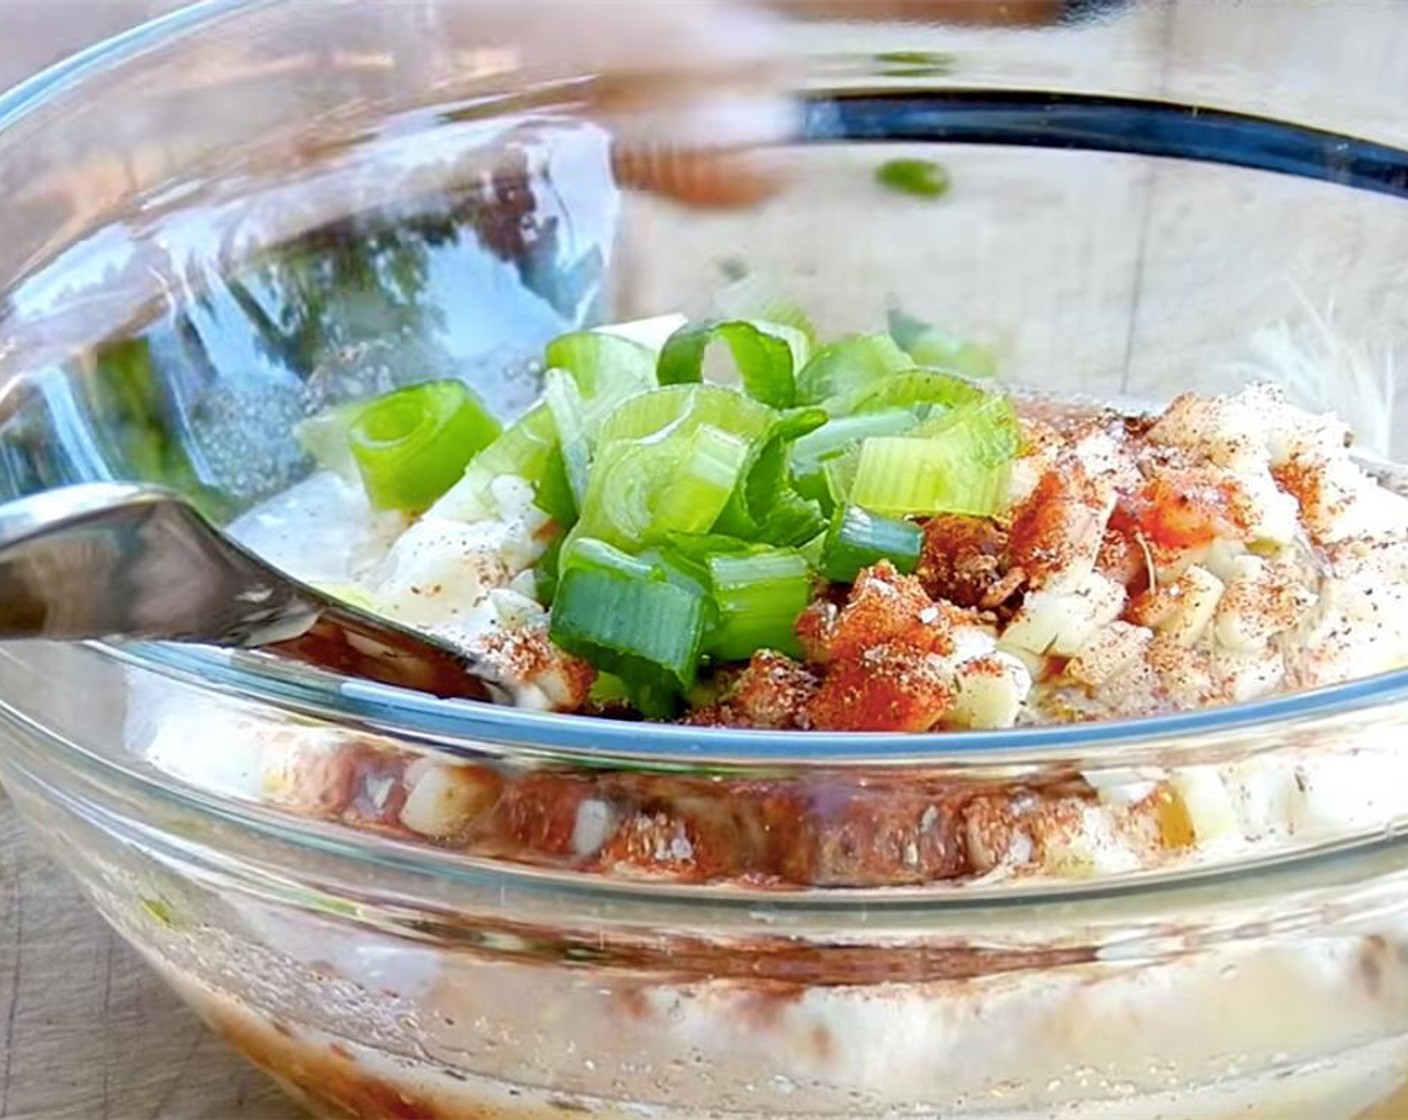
[0,482,509,703]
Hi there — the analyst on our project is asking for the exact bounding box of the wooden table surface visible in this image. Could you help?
[3,1,1408,1118]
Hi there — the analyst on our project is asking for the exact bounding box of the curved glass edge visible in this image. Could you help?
[122,639,1408,768]
[0,0,257,132]
[7,676,1408,923]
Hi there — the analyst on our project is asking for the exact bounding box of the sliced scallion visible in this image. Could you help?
[432,402,558,521]
[754,490,828,548]
[821,505,924,583]
[533,444,578,526]
[596,384,773,446]
[545,330,657,399]
[822,448,861,508]
[577,424,750,549]
[651,424,754,537]
[544,369,590,512]
[876,157,951,200]
[911,393,1022,463]
[714,406,828,536]
[657,319,803,409]
[714,275,818,347]
[549,566,707,714]
[795,332,913,408]
[848,435,1010,517]
[560,534,657,581]
[533,533,565,604]
[705,547,812,660]
[348,380,501,512]
[838,368,988,418]
[791,407,919,507]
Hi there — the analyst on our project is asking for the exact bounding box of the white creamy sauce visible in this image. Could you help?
[228,471,404,589]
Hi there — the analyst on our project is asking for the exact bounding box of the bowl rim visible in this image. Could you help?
[0,0,258,134]
[5,0,1408,768]
[121,639,1408,769]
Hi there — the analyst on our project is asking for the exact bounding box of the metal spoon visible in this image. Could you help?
[0,481,513,704]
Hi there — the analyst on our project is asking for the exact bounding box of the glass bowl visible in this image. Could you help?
[3,2,1408,1117]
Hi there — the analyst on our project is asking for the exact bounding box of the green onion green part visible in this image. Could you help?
[545,330,657,399]
[705,548,812,661]
[348,380,501,512]
[795,332,913,408]
[549,565,707,715]
[560,535,658,581]
[874,49,957,77]
[596,384,773,445]
[713,275,818,346]
[849,434,1010,517]
[791,406,919,509]
[335,309,1025,712]
[544,369,591,513]
[577,424,750,549]
[657,319,803,409]
[876,157,951,200]
[822,505,924,583]
[839,368,988,417]
[754,490,828,548]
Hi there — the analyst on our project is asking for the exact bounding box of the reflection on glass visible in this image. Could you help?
[0,127,617,517]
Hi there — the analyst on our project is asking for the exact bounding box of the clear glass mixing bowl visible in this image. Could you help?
[3,2,1408,1117]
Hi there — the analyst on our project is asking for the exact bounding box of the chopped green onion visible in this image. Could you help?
[754,490,828,547]
[434,402,561,520]
[596,384,772,445]
[888,307,997,379]
[713,275,818,346]
[587,671,632,706]
[911,393,1022,463]
[792,407,918,472]
[705,548,812,660]
[544,369,591,512]
[849,435,1010,517]
[874,50,957,77]
[533,533,565,604]
[462,403,555,482]
[533,444,578,526]
[550,566,707,715]
[839,369,989,418]
[577,424,750,549]
[640,546,714,601]
[795,332,912,408]
[545,330,657,399]
[560,535,657,581]
[822,505,924,583]
[660,532,756,560]
[876,157,951,199]
[714,406,828,536]
[652,425,754,536]
[822,447,861,508]
[657,319,802,409]
[791,407,919,507]
[348,380,501,512]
